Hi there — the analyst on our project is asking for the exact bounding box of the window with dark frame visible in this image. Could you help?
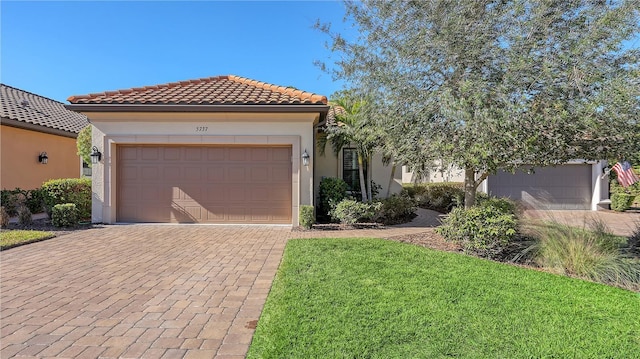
[342,148,366,192]
[82,161,92,177]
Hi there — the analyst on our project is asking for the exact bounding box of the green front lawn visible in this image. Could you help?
[248,238,640,358]
[0,230,54,250]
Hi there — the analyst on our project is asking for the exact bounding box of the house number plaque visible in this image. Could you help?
[196,126,209,132]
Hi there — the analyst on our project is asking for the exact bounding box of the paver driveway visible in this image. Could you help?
[1,225,291,359]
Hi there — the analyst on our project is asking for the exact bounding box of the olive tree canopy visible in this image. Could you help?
[318,0,640,207]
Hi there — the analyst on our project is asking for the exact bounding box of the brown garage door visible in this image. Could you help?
[117,145,292,224]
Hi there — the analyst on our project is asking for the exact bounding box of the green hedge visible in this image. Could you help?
[42,178,91,220]
[52,203,79,227]
[331,199,382,225]
[318,177,349,221]
[402,182,464,213]
[0,188,46,216]
[299,205,315,229]
[611,193,634,212]
[437,204,518,259]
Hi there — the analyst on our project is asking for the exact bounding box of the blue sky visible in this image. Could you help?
[1,1,354,103]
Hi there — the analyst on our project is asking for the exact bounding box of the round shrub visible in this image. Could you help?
[437,206,518,259]
[42,178,91,220]
[477,196,519,215]
[377,195,417,225]
[402,182,463,213]
[25,188,46,214]
[52,203,79,227]
[331,199,382,225]
[319,177,349,221]
[299,205,315,229]
[610,193,634,212]
[17,205,32,227]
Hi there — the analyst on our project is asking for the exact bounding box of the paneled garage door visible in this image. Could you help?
[117,145,292,223]
[488,165,592,210]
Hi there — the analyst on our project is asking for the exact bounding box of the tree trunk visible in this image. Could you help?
[464,167,477,208]
[386,162,397,198]
[366,156,373,201]
[357,153,368,202]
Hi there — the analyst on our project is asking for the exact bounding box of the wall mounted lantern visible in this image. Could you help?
[90,146,102,164]
[38,152,48,164]
[301,149,310,167]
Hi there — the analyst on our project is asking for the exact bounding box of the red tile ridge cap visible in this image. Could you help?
[67,76,231,103]
[67,75,328,105]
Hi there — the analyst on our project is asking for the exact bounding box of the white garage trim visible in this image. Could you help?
[95,134,301,225]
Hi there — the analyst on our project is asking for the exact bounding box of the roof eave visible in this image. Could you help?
[65,103,330,114]
[1,117,80,138]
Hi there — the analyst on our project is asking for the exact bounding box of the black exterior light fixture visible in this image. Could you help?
[301,149,310,167]
[38,152,48,164]
[90,146,102,164]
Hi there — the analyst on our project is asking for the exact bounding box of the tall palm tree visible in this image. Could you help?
[319,92,378,202]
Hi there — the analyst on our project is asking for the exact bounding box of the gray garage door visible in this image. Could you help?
[487,165,592,210]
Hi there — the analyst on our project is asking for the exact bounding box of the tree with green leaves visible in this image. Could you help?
[319,90,382,202]
[76,125,92,167]
[318,0,640,208]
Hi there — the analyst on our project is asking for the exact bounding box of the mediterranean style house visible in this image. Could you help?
[66,75,607,225]
[67,75,401,225]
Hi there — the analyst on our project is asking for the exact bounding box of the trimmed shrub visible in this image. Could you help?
[1,188,24,216]
[376,195,417,225]
[331,199,382,225]
[0,206,9,228]
[25,188,46,214]
[477,196,519,215]
[1,188,46,216]
[42,178,91,220]
[611,193,634,212]
[402,182,464,213]
[52,203,79,227]
[437,206,518,259]
[318,177,349,221]
[299,205,315,230]
[17,205,32,227]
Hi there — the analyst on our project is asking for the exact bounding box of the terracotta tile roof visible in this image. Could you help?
[67,75,328,105]
[1,84,88,134]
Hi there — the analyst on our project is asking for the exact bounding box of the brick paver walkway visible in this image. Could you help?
[523,209,640,237]
[0,215,436,359]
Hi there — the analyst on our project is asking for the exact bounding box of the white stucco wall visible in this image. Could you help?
[314,147,402,200]
[402,163,465,184]
[87,112,318,225]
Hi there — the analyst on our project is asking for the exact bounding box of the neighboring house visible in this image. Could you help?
[401,163,465,184]
[67,75,402,226]
[403,161,609,211]
[481,161,609,211]
[1,84,89,190]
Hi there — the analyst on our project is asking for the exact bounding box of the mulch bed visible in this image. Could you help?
[387,231,462,252]
[2,217,97,237]
[293,223,387,231]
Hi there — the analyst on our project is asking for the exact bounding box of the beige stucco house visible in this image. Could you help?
[1,84,88,190]
[403,161,609,211]
[67,75,402,226]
